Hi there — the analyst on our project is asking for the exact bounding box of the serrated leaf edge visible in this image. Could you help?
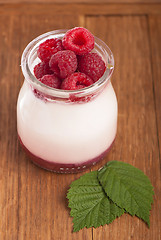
[98,162,154,227]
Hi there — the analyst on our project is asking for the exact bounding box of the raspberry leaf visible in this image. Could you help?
[67,171,124,232]
[98,161,154,227]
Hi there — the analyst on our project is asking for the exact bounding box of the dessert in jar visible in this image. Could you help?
[17,27,117,173]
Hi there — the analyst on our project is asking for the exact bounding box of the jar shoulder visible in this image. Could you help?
[17,80,118,120]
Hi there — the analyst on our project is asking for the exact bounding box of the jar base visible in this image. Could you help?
[18,136,115,173]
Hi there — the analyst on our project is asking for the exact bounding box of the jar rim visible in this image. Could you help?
[21,29,114,100]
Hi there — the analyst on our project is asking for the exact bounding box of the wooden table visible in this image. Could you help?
[0,1,161,239]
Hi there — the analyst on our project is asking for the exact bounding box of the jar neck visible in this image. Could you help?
[26,77,111,104]
[21,29,114,103]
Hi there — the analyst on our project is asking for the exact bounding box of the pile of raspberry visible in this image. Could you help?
[34,27,106,90]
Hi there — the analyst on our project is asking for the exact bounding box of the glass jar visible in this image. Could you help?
[17,30,117,173]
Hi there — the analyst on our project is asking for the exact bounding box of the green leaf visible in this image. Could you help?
[67,171,124,232]
[98,161,154,227]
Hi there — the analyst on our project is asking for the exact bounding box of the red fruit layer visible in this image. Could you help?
[62,27,94,55]
[18,136,115,173]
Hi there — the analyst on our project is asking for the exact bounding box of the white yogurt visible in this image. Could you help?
[18,29,117,170]
[17,80,117,164]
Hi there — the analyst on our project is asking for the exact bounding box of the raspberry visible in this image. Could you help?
[38,74,61,89]
[62,27,94,55]
[49,50,77,79]
[34,62,53,79]
[37,38,64,62]
[78,53,106,82]
[61,72,93,90]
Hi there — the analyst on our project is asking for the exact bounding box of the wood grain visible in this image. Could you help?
[0,3,161,16]
[0,14,21,240]
[149,15,161,159]
[0,0,161,4]
[0,2,161,240]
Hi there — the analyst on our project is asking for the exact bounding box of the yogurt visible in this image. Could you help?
[17,29,117,173]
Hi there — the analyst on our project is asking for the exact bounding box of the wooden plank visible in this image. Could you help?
[0,0,161,4]
[17,13,92,240]
[0,3,161,16]
[0,14,21,239]
[85,15,161,239]
[149,16,161,162]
